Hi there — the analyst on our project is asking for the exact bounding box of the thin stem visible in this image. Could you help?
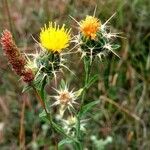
[81,57,91,106]
[19,98,25,150]
[4,0,13,33]
[74,141,83,150]
[32,84,54,133]
[32,85,49,115]
[76,57,92,150]
[76,115,81,144]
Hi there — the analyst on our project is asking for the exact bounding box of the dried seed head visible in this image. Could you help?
[51,82,83,116]
[1,30,34,83]
[22,68,34,83]
[1,30,26,76]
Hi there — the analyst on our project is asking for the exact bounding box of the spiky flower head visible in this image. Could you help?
[80,15,101,39]
[25,41,70,85]
[51,81,83,116]
[73,13,121,62]
[40,22,71,53]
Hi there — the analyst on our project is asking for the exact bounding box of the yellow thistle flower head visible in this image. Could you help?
[80,16,101,39]
[40,22,71,53]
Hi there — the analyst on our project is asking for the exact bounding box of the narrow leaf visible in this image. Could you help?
[39,110,50,123]
[58,139,73,147]
[86,74,99,89]
[39,110,47,118]
[22,84,31,93]
[79,100,100,117]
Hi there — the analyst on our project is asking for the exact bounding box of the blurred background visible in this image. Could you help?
[0,0,149,149]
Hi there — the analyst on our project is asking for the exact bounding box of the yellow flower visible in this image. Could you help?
[40,22,71,53]
[80,16,101,39]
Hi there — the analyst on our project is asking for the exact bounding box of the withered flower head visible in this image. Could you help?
[51,81,83,116]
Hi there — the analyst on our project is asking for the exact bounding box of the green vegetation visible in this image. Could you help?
[0,0,149,149]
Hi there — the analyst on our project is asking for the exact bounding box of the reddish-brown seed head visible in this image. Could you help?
[1,30,26,76]
[22,69,34,83]
[1,30,34,83]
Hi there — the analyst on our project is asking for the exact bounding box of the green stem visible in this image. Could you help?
[32,85,48,115]
[74,141,83,150]
[81,57,91,106]
[76,57,92,150]
[4,0,13,33]
[40,75,47,100]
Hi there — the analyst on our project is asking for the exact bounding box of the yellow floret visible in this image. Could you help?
[80,16,101,39]
[40,22,71,53]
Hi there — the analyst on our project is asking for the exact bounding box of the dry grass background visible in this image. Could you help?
[0,0,150,149]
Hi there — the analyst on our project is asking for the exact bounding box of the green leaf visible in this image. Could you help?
[22,84,32,93]
[79,100,100,117]
[74,88,84,97]
[52,122,67,136]
[86,74,99,89]
[58,139,73,147]
[39,110,47,118]
[39,110,50,123]
[40,75,47,101]
[60,79,66,89]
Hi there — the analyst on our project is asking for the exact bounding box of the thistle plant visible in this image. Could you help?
[0,11,121,149]
[73,13,120,61]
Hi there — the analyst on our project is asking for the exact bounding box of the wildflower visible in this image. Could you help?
[62,115,86,135]
[72,13,120,62]
[40,22,71,53]
[26,40,69,83]
[0,30,34,83]
[36,22,73,81]
[80,16,101,39]
[51,81,83,116]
